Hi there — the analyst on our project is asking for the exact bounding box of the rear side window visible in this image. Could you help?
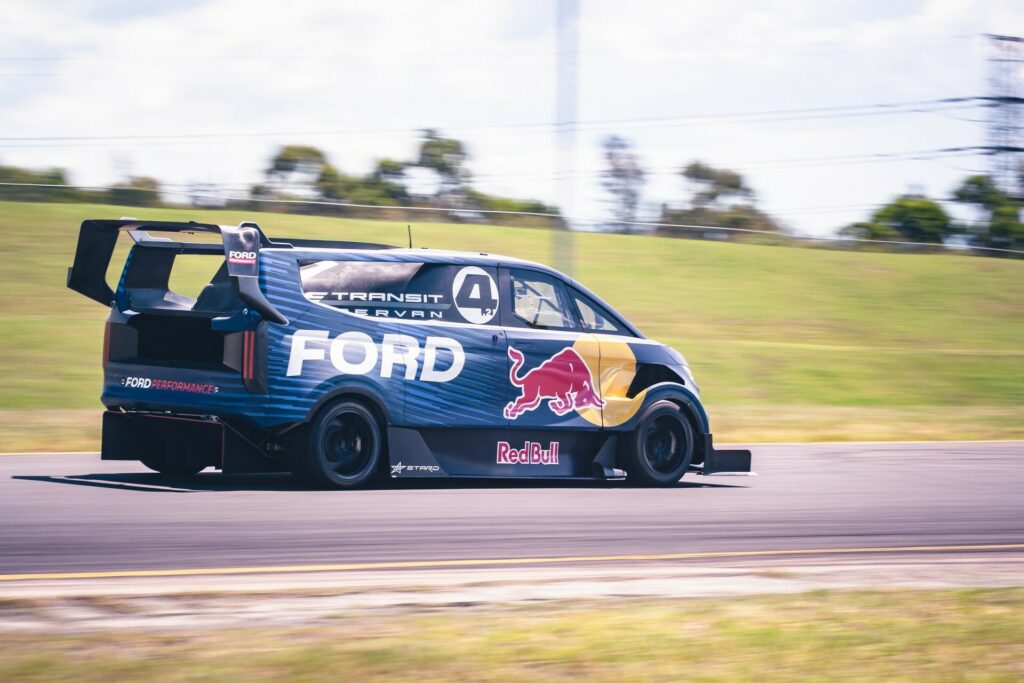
[167,253,227,300]
[299,260,500,325]
[569,289,630,335]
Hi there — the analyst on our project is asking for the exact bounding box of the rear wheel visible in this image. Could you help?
[291,400,383,489]
[623,400,695,486]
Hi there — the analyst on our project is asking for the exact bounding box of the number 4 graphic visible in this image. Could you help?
[453,266,499,324]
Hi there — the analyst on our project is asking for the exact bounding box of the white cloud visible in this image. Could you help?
[1,0,1021,233]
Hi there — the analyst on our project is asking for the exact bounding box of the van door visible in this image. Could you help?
[500,268,604,430]
[394,263,509,429]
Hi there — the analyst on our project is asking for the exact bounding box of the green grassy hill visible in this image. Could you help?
[2,200,1023,450]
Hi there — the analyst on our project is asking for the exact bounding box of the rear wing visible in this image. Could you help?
[67,218,288,324]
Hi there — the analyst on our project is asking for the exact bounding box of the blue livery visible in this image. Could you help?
[68,219,750,487]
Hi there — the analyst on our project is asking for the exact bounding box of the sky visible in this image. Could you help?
[1,0,1021,235]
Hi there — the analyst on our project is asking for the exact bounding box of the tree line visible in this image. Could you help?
[1,129,1021,255]
[839,175,1023,252]
[247,130,558,228]
[600,134,1022,254]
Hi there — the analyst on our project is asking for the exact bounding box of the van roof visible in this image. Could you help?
[263,245,561,277]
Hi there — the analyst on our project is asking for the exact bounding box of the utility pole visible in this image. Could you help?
[985,34,1024,199]
[554,0,579,275]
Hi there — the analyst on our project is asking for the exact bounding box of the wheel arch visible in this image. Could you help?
[632,382,708,431]
[307,382,391,428]
[626,364,689,398]
[627,382,709,463]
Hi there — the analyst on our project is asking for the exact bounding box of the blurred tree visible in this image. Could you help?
[254,146,416,210]
[366,158,409,202]
[242,141,555,225]
[837,220,901,241]
[417,129,470,194]
[314,161,407,207]
[952,175,1023,251]
[601,135,646,230]
[872,195,953,243]
[372,158,407,183]
[0,165,84,202]
[953,175,1006,211]
[843,195,952,244]
[264,145,329,196]
[659,160,781,239]
[313,162,350,200]
[986,203,1024,249]
[682,161,754,209]
[465,189,556,215]
[108,176,161,207]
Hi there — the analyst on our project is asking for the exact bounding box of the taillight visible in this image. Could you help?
[240,326,267,393]
[242,329,255,380]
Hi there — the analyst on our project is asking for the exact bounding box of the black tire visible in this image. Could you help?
[139,457,206,477]
[623,400,696,487]
[291,400,383,489]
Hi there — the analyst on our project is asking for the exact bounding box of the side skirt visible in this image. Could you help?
[386,427,622,480]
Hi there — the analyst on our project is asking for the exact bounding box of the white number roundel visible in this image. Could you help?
[452,266,499,324]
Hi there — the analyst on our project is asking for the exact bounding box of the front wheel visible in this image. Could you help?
[291,400,383,489]
[623,400,696,486]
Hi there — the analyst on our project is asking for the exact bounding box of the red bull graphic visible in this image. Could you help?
[496,440,560,465]
[504,346,605,420]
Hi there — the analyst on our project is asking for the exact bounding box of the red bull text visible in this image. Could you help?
[496,440,560,465]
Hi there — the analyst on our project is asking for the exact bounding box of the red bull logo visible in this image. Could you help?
[496,440,560,465]
[504,346,605,420]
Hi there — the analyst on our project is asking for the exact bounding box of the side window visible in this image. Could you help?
[299,260,500,325]
[570,289,628,335]
[508,269,577,330]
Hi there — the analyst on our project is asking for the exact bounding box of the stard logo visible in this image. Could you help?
[391,462,441,475]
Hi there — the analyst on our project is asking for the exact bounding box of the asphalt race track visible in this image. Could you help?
[1,442,1022,577]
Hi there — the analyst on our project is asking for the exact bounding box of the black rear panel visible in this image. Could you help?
[129,315,226,367]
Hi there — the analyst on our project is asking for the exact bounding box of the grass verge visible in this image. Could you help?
[2,200,1023,445]
[2,589,1022,681]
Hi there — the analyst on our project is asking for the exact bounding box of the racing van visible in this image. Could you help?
[67,218,751,488]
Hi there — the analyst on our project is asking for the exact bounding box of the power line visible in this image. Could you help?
[574,99,982,130]
[0,97,987,147]
[0,35,975,78]
[0,34,972,64]
[467,147,986,180]
[0,144,978,191]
